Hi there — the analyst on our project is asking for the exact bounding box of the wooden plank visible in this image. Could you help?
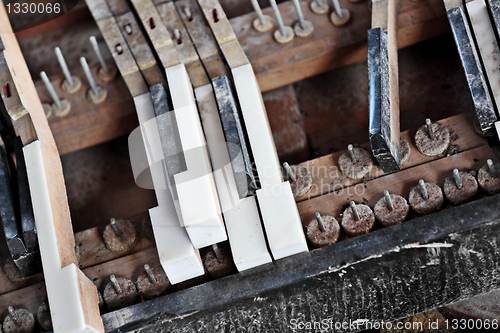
[294,113,487,202]
[0,247,161,316]
[297,144,496,224]
[0,212,154,296]
[34,67,137,155]
[230,0,449,92]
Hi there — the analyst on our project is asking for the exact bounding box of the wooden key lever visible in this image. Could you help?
[0,3,103,332]
[368,0,401,173]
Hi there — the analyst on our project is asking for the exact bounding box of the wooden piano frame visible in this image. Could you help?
[2,0,500,331]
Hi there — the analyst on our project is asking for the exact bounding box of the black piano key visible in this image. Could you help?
[448,6,497,133]
[15,137,38,253]
[212,75,258,198]
[368,27,401,173]
[150,83,187,178]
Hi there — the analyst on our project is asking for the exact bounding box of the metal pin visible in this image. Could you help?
[348,144,357,163]
[283,162,297,182]
[89,36,109,74]
[40,71,62,109]
[419,179,428,200]
[183,6,193,20]
[270,0,288,37]
[292,0,307,30]
[332,0,343,18]
[173,29,181,44]
[212,244,223,263]
[453,169,463,189]
[110,218,122,236]
[8,306,20,326]
[250,0,266,25]
[349,201,360,221]
[487,159,497,178]
[80,57,99,97]
[55,47,74,87]
[316,0,325,7]
[425,118,435,140]
[144,264,157,284]
[315,212,326,232]
[383,190,394,211]
[110,275,123,294]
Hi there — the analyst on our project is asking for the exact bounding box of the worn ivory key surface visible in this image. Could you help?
[159,0,272,270]
[0,2,103,332]
[86,0,204,284]
[196,0,308,260]
[130,0,227,249]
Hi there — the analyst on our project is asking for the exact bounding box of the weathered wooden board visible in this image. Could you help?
[295,113,486,202]
[231,0,449,92]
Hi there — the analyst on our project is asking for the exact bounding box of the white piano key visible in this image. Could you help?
[195,84,272,271]
[133,93,204,283]
[24,141,102,333]
[231,64,308,259]
[164,64,227,248]
[467,0,500,110]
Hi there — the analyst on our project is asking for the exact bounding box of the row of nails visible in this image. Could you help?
[251,0,350,43]
[287,159,498,249]
[40,36,115,118]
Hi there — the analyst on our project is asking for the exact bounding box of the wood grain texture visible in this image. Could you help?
[35,65,138,155]
[0,247,160,316]
[294,113,487,202]
[0,0,75,270]
[0,3,103,330]
[231,0,448,92]
[297,144,496,224]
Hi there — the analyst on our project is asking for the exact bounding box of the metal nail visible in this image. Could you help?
[487,159,497,178]
[212,244,223,263]
[124,24,133,35]
[40,71,62,109]
[184,6,193,20]
[348,144,357,163]
[89,36,109,73]
[110,274,122,294]
[250,0,266,25]
[350,201,360,221]
[110,218,122,236]
[331,0,343,18]
[55,47,74,87]
[453,169,463,189]
[283,162,297,182]
[144,264,157,284]
[173,29,181,43]
[80,57,100,97]
[419,179,428,200]
[270,0,288,37]
[383,190,394,211]
[316,0,325,7]
[315,212,326,232]
[292,0,307,30]
[426,118,434,140]
[8,306,20,326]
